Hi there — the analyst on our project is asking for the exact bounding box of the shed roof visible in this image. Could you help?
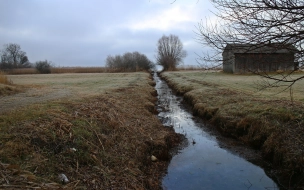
[224,43,297,54]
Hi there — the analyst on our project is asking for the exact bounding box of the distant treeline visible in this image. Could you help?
[0,43,54,74]
[0,43,31,70]
[1,43,155,74]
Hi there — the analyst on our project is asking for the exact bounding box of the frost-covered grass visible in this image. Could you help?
[162,70,304,102]
[7,72,148,98]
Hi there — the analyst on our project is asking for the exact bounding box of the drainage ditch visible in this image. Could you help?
[154,72,279,190]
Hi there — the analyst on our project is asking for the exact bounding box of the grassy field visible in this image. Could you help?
[7,73,152,98]
[162,70,304,102]
[161,70,304,189]
[0,72,181,189]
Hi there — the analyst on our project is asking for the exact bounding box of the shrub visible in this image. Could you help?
[35,60,52,74]
[106,52,154,72]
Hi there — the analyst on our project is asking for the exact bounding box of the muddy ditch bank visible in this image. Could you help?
[159,72,304,190]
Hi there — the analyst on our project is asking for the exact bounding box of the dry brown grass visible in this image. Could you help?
[0,71,12,84]
[161,71,304,189]
[51,67,108,73]
[3,68,38,75]
[0,71,21,96]
[0,72,181,189]
[4,67,136,75]
[176,65,206,71]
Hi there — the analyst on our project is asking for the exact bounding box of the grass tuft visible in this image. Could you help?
[0,71,12,85]
[0,71,21,96]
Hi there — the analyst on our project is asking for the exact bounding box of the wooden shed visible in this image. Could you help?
[222,43,297,73]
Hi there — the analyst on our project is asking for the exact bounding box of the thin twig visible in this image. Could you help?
[85,119,105,151]
[0,171,9,184]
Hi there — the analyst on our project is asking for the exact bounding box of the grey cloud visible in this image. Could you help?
[0,0,213,67]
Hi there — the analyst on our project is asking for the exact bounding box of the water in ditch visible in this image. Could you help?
[154,72,279,190]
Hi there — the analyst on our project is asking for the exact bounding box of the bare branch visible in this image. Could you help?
[156,34,187,71]
[196,0,304,89]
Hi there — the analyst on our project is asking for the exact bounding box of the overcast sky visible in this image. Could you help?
[0,0,215,67]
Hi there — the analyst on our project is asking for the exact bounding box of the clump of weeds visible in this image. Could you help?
[0,71,21,96]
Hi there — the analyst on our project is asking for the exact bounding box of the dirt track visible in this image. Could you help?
[0,87,71,114]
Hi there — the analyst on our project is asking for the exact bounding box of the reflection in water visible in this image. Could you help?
[154,73,279,190]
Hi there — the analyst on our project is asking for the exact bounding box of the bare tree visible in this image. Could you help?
[156,34,187,71]
[0,43,31,69]
[106,54,123,69]
[196,0,304,89]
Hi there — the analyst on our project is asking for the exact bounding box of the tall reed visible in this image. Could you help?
[0,71,12,84]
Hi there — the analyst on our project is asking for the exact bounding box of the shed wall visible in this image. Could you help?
[222,51,235,73]
[234,53,295,73]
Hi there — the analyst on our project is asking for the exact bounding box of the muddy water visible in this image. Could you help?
[154,73,279,190]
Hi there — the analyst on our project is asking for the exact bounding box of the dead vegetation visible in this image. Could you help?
[176,65,221,71]
[0,84,20,96]
[2,67,146,75]
[0,71,11,84]
[0,72,181,189]
[160,71,304,189]
[0,71,21,96]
